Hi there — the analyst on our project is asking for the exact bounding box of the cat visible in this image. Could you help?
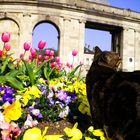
[86,46,140,140]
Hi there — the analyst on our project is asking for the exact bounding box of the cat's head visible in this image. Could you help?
[93,46,121,70]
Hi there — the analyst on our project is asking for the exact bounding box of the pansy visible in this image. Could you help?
[64,122,82,140]
[3,100,22,122]
[23,127,42,140]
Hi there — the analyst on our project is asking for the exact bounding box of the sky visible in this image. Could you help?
[32,1,140,51]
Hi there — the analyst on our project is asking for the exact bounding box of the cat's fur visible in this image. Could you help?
[86,47,140,140]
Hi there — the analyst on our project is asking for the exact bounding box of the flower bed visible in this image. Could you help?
[0,32,106,140]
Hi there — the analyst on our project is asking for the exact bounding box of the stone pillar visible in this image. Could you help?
[59,17,85,66]
[19,13,33,57]
[122,28,135,71]
[134,30,140,70]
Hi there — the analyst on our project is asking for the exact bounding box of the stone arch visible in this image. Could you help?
[32,20,60,55]
[0,18,20,57]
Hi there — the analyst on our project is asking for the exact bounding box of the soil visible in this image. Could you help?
[37,114,93,135]
[37,120,74,135]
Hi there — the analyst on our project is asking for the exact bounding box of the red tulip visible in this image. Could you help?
[72,49,78,56]
[38,40,46,49]
[0,50,3,56]
[24,42,30,51]
[1,32,10,42]
[4,44,11,51]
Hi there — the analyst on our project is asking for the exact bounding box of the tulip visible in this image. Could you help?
[44,55,49,61]
[55,56,60,63]
[4,44,11,51]
[49,50,54,56]
[72,49,78,56]
[20,53,24,58]
[38,40,46,49]
[24,42,30,51]
[30,48,37,58]
[51,62,56,68]
[0,50,3,56]
[45,49,50,56]
[29,55,32,60]
[38,54,42,60]
[38,61,42,65]
[1,32,10,42]
[66,62,72,68]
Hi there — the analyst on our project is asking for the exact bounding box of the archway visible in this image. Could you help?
[32,21,59,55]
[0,19,19,57]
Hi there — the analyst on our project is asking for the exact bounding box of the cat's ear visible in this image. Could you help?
[94,46,102,57]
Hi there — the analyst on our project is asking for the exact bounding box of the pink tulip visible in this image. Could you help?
[51,62,56,68]
[24,42,30,51]
[25,58,30,62]
[20,53,24,58]
[44,55,49,61]
[49,50,54,56]
[29,55,32,60]
[1,32,10,42]
[45,49,50,56]
[66,62,72,68]
[55,56,60,63]
[38,40,46,49]
[38,54,42,60]
[4,44,11,51]
[72,49,78,56]
[30,48,37,58]
[38,61,42,65]
[0,50,3,56]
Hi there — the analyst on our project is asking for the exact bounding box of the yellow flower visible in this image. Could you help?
[29,85,41,98]
[93,129,104,136]
[23,127,42,140]
[3,100,22,122]
[85,137,95,140]
[21,86,41,105]
[38,78,46,84]
[87,126,94,132]
[78,102,91,116]
[43,135,63,140]
[64,123,82,140]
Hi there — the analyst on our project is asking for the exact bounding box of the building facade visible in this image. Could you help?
[0,0,140,73]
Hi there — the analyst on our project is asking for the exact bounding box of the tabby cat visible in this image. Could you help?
[86,47,140,140]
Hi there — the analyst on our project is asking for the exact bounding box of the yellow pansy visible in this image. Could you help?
[3,100,22,122]
[23,127,42,140]
[29,85,41,98]
[93,129,104,136]
[43,135,63,140]
[64,122,82,140]
[85,137,95,140]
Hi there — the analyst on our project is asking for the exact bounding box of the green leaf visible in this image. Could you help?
[22,60,35,85]
[0,75,23,90]
[67,64,82,80]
